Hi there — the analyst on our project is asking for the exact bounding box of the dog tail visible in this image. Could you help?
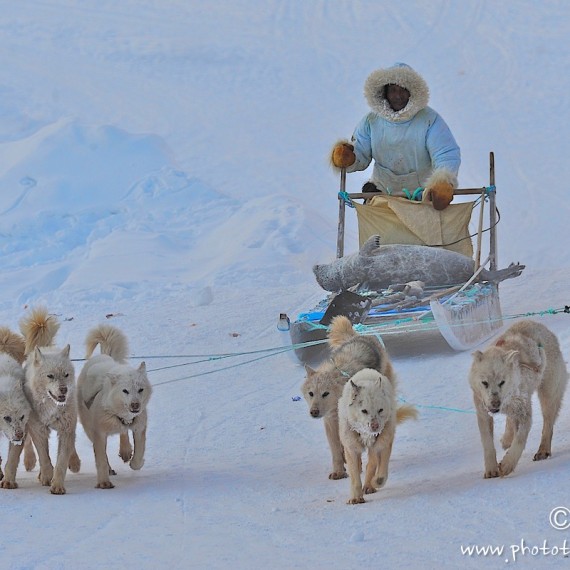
[19,306,60,355]
[396,404,419,424]
[0,326,26,364]
[85,324,129,363]
[328,315,357,348]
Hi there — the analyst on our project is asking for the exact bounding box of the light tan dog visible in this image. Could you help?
[0,327,31,489]
[301,315,394,480]
[20,307,80,494]
[469,320,568,478]
[77,324,152,489]
[338,368,417,504]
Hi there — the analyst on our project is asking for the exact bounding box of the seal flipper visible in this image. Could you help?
[480,262,525,283]
[360,235,381,257]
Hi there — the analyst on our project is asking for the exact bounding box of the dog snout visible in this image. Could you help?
[14,428,24,440]
[489,399,501,414]
[59,386,68,395]
[130,402,141,413]
[310,408,320,418]
[370,419,380,432]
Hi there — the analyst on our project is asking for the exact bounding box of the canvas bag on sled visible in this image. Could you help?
[354,195,474,257]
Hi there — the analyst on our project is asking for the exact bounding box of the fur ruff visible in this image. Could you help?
[423,167,458,191]
[364,63,429,123]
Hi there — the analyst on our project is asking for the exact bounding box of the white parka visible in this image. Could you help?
[346,63,460,193]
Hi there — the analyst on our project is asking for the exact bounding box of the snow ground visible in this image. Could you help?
[0,2,569,569]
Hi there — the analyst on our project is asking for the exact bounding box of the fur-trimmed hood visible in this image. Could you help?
[364,63,429,123]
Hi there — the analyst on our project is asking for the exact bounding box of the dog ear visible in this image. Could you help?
[138,362,146,373]
[304,365,316,377]
[60,344,71,359]
[472,350,484,362]
[33,346,44,365]
[350,379,360,392]
[107,373,118,386]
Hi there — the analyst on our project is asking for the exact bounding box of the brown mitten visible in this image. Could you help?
[330,141,356,168]
[423,181,454,210]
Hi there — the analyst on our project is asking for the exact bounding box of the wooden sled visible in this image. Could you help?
[286,152,521,366]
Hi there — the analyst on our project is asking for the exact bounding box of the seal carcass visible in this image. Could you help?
[313,235,524,292]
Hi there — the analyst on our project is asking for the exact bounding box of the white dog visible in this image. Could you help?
[338,368,417,505]
[20,307,80,495]
[469,319,568,478]
[301,315,395,480]
[77,324,152,489]
[0,326,31,489]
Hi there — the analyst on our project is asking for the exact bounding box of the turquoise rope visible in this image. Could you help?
[338,190,355,208]
[412,187,423,201]
[398,396,475,415]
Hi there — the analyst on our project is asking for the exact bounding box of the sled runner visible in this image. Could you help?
[286,152,524,365]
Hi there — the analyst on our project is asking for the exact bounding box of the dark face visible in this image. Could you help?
[385,84,410,111]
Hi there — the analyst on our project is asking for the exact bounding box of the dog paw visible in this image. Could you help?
[68,453,81,473]
[375,476,387,488]
[119,449,133,463]
[0,480,18,489]
[129,457,144,470]
[533,450,551,461]
[38,471,53,486]
[363,485,377,495]
[96,481,115,489]
[484,469,499,479]
[498,461,516,477]
[24,456,36,471]
[347,497,366,505]
[328,471,347,480]
[50,484,66,495]
[108,467,117,476]
[500,438,512,451]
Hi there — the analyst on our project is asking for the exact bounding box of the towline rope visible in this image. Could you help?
[97,303,569,389]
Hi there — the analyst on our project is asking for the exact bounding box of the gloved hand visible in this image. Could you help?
[330,141,356,168]
[423,180,454,210]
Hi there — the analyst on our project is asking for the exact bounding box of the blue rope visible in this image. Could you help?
[134,304,569,389]
[411,187,424,201]
[398,396,475,415]
[338,190,355,208]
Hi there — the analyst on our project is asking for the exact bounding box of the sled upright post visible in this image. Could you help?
[336,168,347,259]
[488,151,498,271]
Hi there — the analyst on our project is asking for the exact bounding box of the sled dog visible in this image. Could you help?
[469,320,568,478]
[0,327,32,489]
[20,307,80,494]
[77,324,152,489]
[301,315,394,480]
[338,368,417,504]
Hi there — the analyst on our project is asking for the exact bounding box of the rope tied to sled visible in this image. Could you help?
[401,187,424,201]
[117,304,570,390]
[338,190,355,208]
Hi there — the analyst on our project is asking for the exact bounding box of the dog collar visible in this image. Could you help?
[116,415,133,426]
[519,362,541,373]
[84,389,101,410]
